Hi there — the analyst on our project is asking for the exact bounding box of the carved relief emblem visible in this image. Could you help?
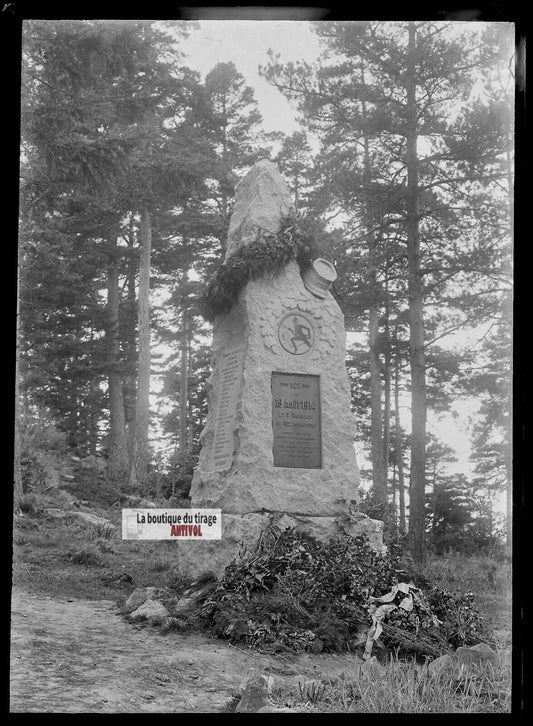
[278,311,315,355]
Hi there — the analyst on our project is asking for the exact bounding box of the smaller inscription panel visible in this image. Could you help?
[272,372,321,469]
[211,348,245,472]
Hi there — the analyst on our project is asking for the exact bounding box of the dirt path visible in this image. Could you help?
[10,589,358,713]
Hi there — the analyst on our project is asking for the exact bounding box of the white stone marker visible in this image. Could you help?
[178,160,383,578]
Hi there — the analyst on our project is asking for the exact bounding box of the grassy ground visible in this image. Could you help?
[12,491,190,603]
[285,655,512,713]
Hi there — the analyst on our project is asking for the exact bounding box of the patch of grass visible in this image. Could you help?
[85,521,117,540]
[97,540,117,555]
[66,543,103,566]
[290,657,512,713]
[420,554,510,594]
[152,558,171,572]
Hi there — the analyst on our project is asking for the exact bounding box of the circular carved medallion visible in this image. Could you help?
[278,312,315,355]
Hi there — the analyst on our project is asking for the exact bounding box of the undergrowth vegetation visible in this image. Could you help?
[198,524,492,658]
[285,657,511,713]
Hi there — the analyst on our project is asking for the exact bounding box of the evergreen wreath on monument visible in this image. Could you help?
[199,215,322,322]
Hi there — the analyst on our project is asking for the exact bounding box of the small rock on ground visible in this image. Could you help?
[454,643,498,670]
[235,674,274,713]
[129,599,169,624]
[124,587,159,613]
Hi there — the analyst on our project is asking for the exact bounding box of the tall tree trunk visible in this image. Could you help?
[88,403,97,456]
[431,462,437,545]
[129,209,152,489]
[361,60,386,510]
[179,270,189,457]
[505,455,512,556]
[106,238,129,478]
[14,261,23,511]
[369,303,386,507]
[382,281,391,486]
[124,214,138,453]
[505,146,513,557]
[391,460,397,536]
[406,22,427,563]
[394,341,406,536]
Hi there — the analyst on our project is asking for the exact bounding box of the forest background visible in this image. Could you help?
[14,18,515,564]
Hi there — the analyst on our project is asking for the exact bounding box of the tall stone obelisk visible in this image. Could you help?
[178,160,383,579]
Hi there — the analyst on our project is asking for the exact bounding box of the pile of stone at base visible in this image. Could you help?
[177,160,383,580]
[122,583,216,631]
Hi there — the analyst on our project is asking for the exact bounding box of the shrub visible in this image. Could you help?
[20,452,48,494]
[18,401,68,455]
[157,451,198,501]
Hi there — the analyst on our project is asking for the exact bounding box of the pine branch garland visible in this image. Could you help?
[199,216,321,322]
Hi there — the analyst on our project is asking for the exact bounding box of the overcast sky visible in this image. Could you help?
[179,20,321,134]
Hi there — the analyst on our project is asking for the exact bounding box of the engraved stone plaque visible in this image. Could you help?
[271,372,321,469]
[211,347,245,471]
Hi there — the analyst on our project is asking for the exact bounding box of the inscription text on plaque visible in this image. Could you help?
[211,348,245,471]
[271,372,321,469]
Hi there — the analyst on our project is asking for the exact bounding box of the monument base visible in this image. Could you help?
[177,511,385,581]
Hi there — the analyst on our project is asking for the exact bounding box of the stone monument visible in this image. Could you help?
[178,160,383,578]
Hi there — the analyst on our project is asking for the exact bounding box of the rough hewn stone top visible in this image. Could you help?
[225,160,295,261]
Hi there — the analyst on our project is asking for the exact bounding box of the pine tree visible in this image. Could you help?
[19,20,210,484]
[469,296,512,551]
[262,20,513,560]
[204,61,267,233]
[274,130,314,212]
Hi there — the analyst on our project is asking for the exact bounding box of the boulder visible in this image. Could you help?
[428,654,455,678]
[497,648,512,669]
[124,586,159,613]
[235,674,274,713]
[454,643,498,671]
[173,581,216,615]
[66,511,115,531]
[129,599,169,624]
